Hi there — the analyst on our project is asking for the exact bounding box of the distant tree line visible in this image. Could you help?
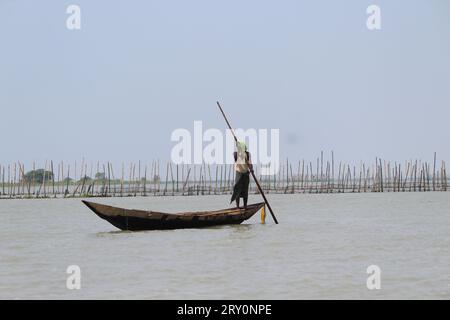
[23,169,54,184]
[21,169,161,184]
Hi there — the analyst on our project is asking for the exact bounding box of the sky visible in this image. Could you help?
[1,0,449,169]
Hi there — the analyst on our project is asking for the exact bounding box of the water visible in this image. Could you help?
[0,192,449,299]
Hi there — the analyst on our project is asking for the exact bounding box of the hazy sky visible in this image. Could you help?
[1,0,449,168]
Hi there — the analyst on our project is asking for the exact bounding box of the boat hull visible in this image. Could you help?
[82,200,265,231]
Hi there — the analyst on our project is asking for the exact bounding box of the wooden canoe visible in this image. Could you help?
[82,200,265,231]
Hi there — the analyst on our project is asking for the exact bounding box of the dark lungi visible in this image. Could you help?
[230,171,250,203]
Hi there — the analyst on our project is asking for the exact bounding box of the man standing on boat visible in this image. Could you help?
[231,141,253,209]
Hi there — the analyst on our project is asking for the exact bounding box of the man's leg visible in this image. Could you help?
[243,197,248,209]
[236,198,240,208]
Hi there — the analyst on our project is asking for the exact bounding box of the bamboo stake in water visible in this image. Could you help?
[433,152,436,191]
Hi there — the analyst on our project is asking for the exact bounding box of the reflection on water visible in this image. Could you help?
[1,193,450,299]
[95,230,134,237]
[94,223,254,237]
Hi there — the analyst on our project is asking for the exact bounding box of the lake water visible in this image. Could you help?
[0,192,449,299]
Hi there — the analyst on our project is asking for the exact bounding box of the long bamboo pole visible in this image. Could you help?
[216,101,278,224]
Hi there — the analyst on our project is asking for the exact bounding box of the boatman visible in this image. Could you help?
[231,141,253,209]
